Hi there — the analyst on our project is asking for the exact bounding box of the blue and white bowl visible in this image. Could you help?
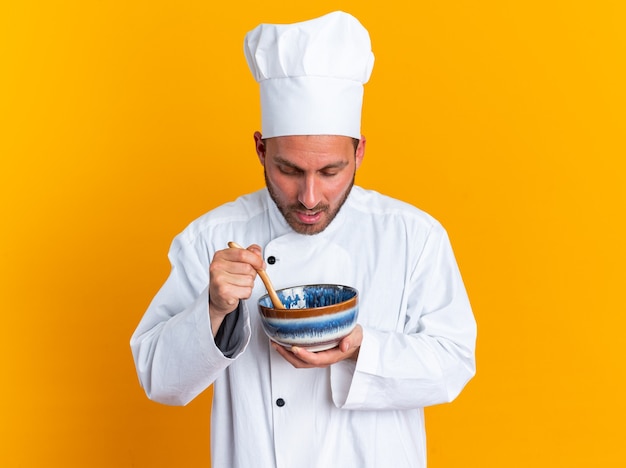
[258,284,359,352]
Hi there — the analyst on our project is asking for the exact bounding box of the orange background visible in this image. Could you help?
[1,1,625,466]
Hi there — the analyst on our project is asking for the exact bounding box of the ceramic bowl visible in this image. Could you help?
[258,284,359,352]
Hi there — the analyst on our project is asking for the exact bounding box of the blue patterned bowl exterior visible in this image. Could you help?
[258,284,359,352]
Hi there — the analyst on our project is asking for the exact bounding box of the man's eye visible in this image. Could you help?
[279,167,299,176]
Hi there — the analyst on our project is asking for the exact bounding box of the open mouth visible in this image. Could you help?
[295,210,323,224]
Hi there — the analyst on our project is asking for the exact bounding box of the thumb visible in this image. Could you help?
[247,244,265,264]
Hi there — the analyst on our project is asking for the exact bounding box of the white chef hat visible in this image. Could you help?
[244,11,375,139]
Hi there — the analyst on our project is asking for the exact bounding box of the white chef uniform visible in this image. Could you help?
[131,186,476,468]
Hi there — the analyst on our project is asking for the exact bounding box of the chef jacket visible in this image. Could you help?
[131,186,477,468]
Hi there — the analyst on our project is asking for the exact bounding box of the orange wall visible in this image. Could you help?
[1,1,625,466]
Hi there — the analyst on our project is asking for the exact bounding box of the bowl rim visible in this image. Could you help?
[258,284,359,319]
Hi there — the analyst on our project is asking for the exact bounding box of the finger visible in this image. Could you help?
[272,343,316,368]
[339,325,363,353]
[222,264,259,282]
[209,282,250,312]
[211,252,258,280]
[209,265,256,312]
[226,244,265,271]
[247,243,263,258]
[291,346,345,367]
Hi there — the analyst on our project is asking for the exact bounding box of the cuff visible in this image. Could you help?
[213,302,245,358]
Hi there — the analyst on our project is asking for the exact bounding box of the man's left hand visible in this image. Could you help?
[271,325,363,368]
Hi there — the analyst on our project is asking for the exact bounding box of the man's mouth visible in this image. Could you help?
[295,210,323,224]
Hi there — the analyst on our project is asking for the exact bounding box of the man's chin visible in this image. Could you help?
[286,216,329,235]
[289,222,327,236]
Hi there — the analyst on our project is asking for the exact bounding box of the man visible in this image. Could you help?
[131,11,476,468]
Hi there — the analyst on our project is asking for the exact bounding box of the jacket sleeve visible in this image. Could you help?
[130,231,251,406]
[330,225,477,410]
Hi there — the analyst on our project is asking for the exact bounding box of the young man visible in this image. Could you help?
[131,11,476,468]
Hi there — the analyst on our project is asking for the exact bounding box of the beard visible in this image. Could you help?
[265,169,355,235]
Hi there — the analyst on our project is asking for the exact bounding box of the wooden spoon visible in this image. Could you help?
[228,241,285,309]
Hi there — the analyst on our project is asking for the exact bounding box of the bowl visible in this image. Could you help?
[258,284,359,352]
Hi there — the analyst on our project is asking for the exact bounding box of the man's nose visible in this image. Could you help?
[298,175,319,210]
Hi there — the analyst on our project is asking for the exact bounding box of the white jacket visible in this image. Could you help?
[131,186,477,468]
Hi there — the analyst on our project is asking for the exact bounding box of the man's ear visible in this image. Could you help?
[254,131,266,166]
[355,135,366,169]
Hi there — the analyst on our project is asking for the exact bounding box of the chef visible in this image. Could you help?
[131,11,477,468]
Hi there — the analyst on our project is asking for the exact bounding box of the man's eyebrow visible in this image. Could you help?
[273,156,300,169]
[274,155,349,171]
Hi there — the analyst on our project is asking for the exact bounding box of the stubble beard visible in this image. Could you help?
[265,169,355,235]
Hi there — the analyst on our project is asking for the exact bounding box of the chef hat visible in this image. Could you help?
[244,11,375,139]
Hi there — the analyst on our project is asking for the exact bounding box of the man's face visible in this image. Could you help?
[255,132,365,235]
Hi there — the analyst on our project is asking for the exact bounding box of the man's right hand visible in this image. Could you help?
[208,244,265,336]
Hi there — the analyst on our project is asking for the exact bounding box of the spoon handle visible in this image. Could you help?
[227,242,285,309]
